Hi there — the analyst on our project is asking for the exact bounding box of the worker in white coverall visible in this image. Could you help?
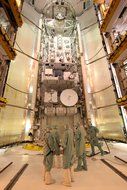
[43,127,55,185]
[51,126,61,168]
[61,125,75,187]
[74,124,87,172]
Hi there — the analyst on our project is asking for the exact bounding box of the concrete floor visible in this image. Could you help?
[0,143,127,190]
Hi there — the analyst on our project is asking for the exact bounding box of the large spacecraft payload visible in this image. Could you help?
[34,0,86,136]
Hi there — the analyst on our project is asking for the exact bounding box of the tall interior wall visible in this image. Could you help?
[78,7,125,141]
[0,3,125,145]
[0,3,40,146]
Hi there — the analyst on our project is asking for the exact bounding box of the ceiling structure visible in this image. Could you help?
[25,0,85,16]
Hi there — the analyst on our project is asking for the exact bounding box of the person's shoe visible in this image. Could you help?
[62,169,72,186]
[74,167,83,172]
[62,181,72,187]
[45,179,56,185]
[45,172,56,185]
[90,153,95,156]
[71,178,75,182]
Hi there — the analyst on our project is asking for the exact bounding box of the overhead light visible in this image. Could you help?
[25,118,31,133]
[29,85,33,93]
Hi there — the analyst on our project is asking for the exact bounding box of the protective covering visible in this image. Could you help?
[51,126,60,155]
[78,7,125,141]
[62,127,74,169]
[43,130,55,171]
[87,124,104,155]
[74,125,87,171]
[51,126,61,168]
[0,2,40,146]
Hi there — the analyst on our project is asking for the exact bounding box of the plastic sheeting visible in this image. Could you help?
[0,3,40,146]
[78,7,125,141]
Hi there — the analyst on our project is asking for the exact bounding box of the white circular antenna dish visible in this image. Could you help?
[60,89,78,107]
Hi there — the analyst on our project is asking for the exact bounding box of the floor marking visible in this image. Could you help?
[4,163,29,190]
[101,159,127,182]
[0,162,13,174]
[114,156,127,164]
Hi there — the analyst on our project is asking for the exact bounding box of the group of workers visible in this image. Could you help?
[43,123,104,187]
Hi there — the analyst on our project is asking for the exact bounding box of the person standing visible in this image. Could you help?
[87,123,104,156]
[43,126,55,185]
[51,126,61,168]
[61,125,75,187]
[74,124,87,172]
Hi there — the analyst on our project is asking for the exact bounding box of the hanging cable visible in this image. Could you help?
[83,25,94,36]
[13,48,39,62]
[5,41,38,94]
[6,103,33,111]
[91,84,113,94]
[6,83,30,94]
[14,41,40,62]
[20,13,101,65]
[15,41,23,53]
[21,8,97,36]
[10,41,39,62]
[95,103,117,110]
[81,21,98,31]
[6,41,40,94]
[85,47,103,61]
[21,13,42,31]
[86,54,111,65]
